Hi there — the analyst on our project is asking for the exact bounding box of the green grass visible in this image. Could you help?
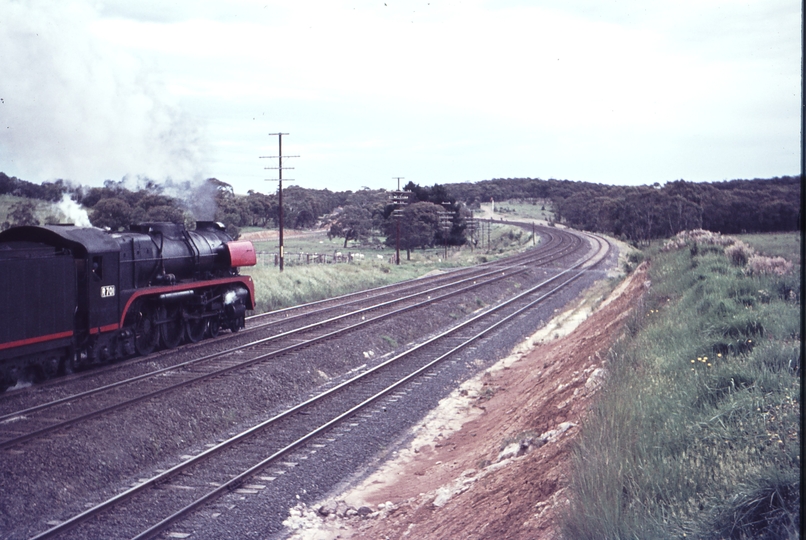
[248,261,416,312]
[563,233,800,539]
[250,231,348,255]
[737,232,801,264]
[249,221,536,262]
[245,224,540,312]
[492,199,555,221]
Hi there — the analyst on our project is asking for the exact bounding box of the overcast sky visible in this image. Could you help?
[0,0,801,194]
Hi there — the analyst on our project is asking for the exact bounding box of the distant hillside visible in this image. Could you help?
[2,171,799,243]
[0,172,70,202]
[443,176,800,242]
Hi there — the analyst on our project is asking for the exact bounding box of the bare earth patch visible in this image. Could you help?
[285,262,649,540]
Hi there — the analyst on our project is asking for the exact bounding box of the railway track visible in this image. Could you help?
[0,227,582,448]
[0,225,576,408]
[243,225,576,326]
[1,225,609,539]
[0,226,580,423]
[28,231,609,539]
[0,263,532,450]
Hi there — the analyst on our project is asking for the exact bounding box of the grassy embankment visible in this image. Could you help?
[564,231,800,539]
[245,222,539,313]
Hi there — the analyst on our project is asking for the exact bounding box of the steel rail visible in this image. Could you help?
[0,237,586,450]
[243,226,566,323]
[0,225,569,401]
[30,231,606,540]
[0,263,528,424]
[242,223,570,322]
[238,228,574,332]
[0,227,581,429]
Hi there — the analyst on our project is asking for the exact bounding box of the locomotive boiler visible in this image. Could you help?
[0,221,257,391]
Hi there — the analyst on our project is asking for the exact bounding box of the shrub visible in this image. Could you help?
[725,240,755,266]
[708,476,800,540]
[662,229,736,251]
[746,255,794,276]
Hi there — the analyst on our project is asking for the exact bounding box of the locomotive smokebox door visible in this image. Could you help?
[87,252,120,332]
[226,240,257,268]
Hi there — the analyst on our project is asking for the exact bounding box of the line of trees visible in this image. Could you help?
[0,172,70,201]
[445,176,800,243]
[1,171,798,248]
[378,181,468,259]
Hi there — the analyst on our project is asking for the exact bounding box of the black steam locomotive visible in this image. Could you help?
[0,221,256,391]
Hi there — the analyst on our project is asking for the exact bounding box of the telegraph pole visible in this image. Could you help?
[390,177,409,265]
[467,211,476,251]
[260,133,298,272]
[438,202,455,260]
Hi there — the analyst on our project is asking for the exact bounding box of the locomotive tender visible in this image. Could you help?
[0,221,257,391]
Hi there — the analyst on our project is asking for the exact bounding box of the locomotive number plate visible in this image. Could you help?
[101,285,116,298]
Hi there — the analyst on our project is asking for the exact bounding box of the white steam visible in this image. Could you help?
[55,193,92,227]
[223,290,237,305]
[0,0,208,185]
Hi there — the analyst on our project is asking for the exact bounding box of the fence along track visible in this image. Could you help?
[0,228,585,451]
[252,218,556,267]
[30,231,608,540]
[243,224,572,323]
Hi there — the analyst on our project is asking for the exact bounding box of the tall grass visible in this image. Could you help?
[248,260,425,312]
[246,224,539,312]
[564,234,800,539]
[737,232,801,264]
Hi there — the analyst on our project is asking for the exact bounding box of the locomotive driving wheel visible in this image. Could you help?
[185,308,207,343]
[229,316,243,333]
[208,315,222,338]
[160,304,184,349]
[134,304,160,356]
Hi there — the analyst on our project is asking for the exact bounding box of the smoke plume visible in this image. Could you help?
[0,0,208,186]
[55,193,92,226]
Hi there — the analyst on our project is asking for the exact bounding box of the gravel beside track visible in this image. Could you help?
[0,264,535,452]
[179,240,617,540]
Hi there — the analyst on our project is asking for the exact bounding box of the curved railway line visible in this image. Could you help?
[0,226,580,422]
[1,224,611,539]
[0,225,574,406]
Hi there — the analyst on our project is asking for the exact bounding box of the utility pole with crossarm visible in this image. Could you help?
[260,133,298,272]
[389,177,410,265]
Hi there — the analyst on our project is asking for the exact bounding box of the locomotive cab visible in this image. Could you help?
[81,249,128,363]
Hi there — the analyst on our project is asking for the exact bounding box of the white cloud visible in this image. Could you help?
[0,0,799,192]
[0,0,208,184]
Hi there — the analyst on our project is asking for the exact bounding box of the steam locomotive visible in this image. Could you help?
[0,221,256,391]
